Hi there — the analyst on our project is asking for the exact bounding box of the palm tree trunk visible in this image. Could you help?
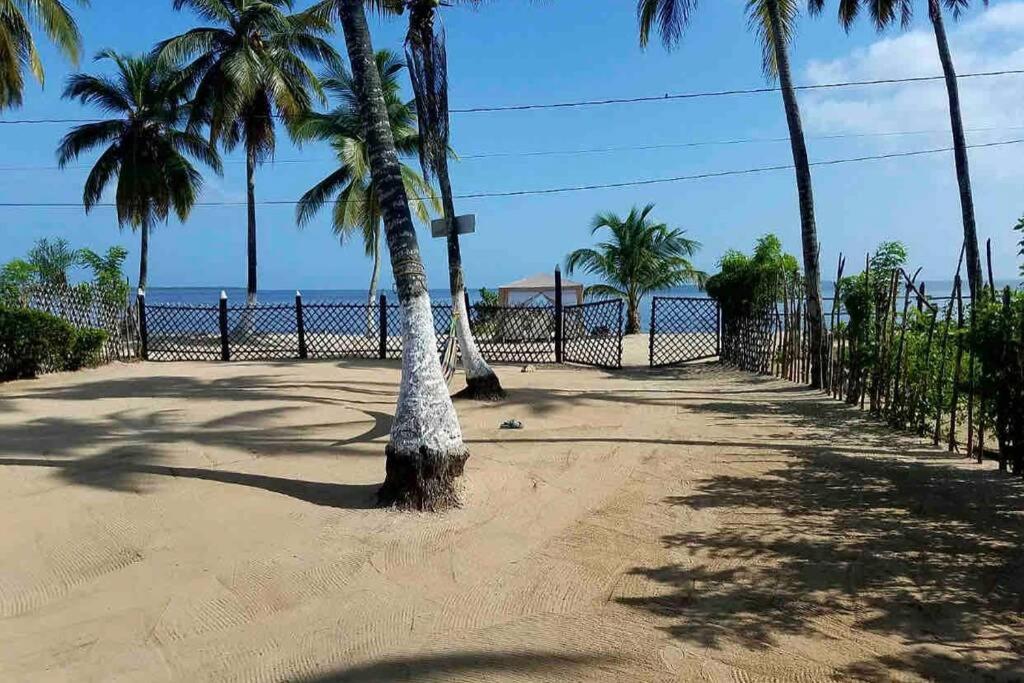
[626,291,641,335]
[246,144,258,307]
[766,0,825,389]
[929,0,982,301]
[367,225,381,337]
[138,219,149,292]
[436,154,504,400]
[336,0,468,511]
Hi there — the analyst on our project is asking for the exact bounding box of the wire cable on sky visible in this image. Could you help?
[1,138,1020,208]
[3,123,1022,172]
[1,68,1022,125]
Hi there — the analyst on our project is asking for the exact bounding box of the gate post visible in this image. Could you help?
[554,266,563,363]
[648,297,657,367]
[296,290,307,359]
[219,290,230,362]
[137,288,148,361]
[378,294,388,360]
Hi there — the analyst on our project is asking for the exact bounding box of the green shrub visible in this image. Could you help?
[0,307,107,380]
[68,327,108,370]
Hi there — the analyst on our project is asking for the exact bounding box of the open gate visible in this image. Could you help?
[648,296,720,367]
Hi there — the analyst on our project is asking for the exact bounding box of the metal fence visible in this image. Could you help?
[139,292,623,369]
[648,296,721,367]
[563,299,624,369]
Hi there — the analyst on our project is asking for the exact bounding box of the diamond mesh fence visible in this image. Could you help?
[648,296,721,367]
[563,299,623,368]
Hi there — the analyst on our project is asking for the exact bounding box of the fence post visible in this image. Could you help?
[648,297,657,367]
[137,288,148,361]
[715,301,722,356]
[219,290,230,362]
[296,290,307,360]
[554,266,563,363]
[379,294,388,360]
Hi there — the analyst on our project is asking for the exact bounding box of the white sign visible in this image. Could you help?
[431,214,476,238]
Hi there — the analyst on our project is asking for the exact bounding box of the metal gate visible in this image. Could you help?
[648,296,720,367]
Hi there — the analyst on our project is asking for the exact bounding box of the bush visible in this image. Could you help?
[0,307,107,380]
[69,327,108,370]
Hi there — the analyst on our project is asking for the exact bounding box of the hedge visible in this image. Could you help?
[0,307,107,380]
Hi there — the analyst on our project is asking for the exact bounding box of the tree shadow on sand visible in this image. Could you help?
[616,440,1024,679]
[0,373,398,509]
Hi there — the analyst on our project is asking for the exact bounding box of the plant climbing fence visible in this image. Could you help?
[720,248,1022,476]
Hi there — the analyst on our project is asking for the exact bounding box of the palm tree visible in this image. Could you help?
[156,0,338,307]
[315,0,504,399]
[0,0,87,110]
[316,0,469,511]
[292,49,439,331]
[565,204,705,335]
[809,0,985,301]
[638,0,828,388]
[56,50,222,290]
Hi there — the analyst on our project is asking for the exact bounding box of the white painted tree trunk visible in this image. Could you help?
[391,291,464,455]
[452,292,489,381]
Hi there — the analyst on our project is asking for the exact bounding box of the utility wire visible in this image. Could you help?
[1,68,1022,125]
[3,123,1022,172]
[1,138,1020,208]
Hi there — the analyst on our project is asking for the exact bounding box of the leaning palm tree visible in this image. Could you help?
[156,0,338,307]
[566,204,705,335]
[809,0,985,301]
[638,0,828,388]
[56,50,222,290]
[0,0,87,110]
[293,49,439,332]
[316,0,504,399]
[316,0,469,511]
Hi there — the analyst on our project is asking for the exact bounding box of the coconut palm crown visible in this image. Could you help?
[56,49,222,290]
[566,204,705,335]
[1,0,88,110]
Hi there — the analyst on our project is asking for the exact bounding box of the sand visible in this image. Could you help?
[0,335,1021,682]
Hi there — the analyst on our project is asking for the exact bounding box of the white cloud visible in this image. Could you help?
[802,1,1024,142]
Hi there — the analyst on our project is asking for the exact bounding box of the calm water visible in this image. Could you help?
[146,280,1018,333]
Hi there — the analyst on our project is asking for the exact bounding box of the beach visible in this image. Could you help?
[0,336,1021,682]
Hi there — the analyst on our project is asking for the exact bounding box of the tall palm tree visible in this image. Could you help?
[0,0,87,110]
[317,0,469,511]
[293,49,439,330]
[809,0,986,301]
[316,0,504,399]
[56,50,222,290]
[638,0,828,388]
[566,204,705,335]
[156,0,338,307]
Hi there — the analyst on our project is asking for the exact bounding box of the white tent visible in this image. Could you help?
[497,272,585,307]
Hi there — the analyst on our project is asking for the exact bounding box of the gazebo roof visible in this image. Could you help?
[498,272,583,290]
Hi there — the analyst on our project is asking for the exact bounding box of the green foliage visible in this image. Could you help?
[478,287,499,308]
[472,287,501,331]
[0,0,87,110]
[1014,215,1024,278]
[565,204,704,333]
[706,233,800,318]
[78,246,130,310]
[293,49,438,257]
[27,237,79,287]
[838,241,908,405]
[970,289,1023,458]
[57,51,222,233]
[0,307,106,381]
[0,259,35,306]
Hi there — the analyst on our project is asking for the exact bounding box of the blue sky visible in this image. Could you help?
[1,0,1022,292]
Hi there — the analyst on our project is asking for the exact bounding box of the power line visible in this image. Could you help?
[3,123,1022,172]
[1,138,1020,208]
[2,68,1022,125]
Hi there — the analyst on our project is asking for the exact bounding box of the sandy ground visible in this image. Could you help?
[0,335,1022,682]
